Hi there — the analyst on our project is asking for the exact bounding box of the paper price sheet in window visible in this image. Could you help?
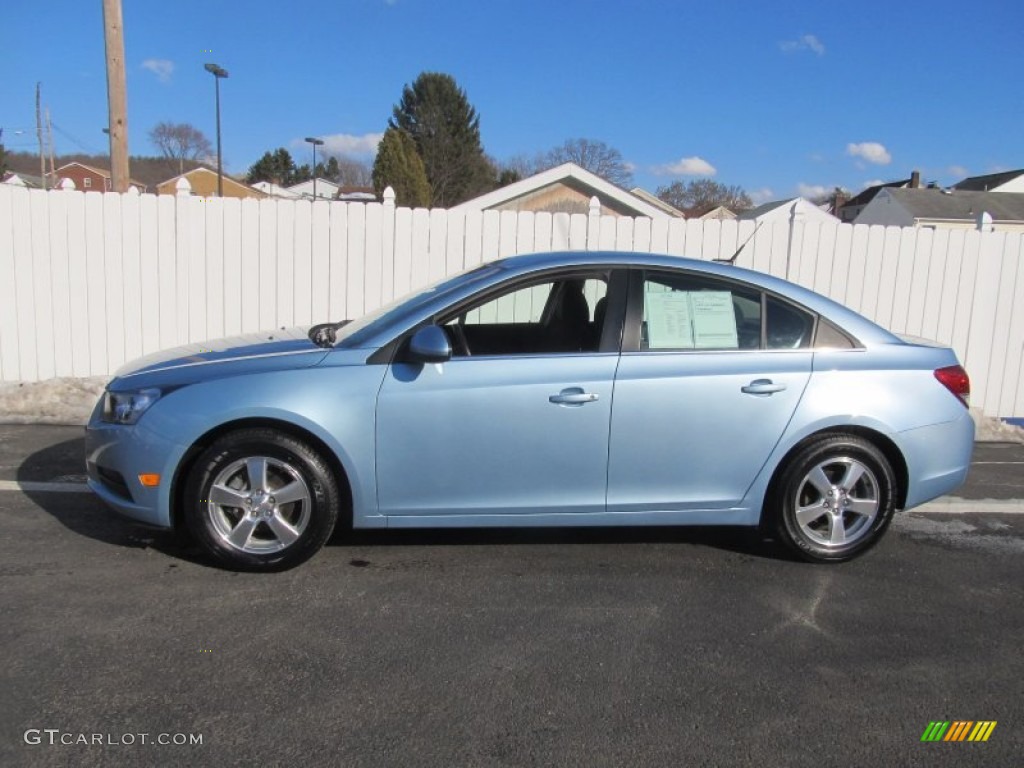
[645,289,738,350]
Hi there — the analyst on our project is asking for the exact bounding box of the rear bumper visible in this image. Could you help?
[900,409,975,509]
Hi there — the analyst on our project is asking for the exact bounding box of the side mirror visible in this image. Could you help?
[407,325,451,363]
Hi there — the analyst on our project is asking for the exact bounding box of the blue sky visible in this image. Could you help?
[3,0,1022,202]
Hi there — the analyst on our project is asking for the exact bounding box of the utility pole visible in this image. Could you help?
[36,83,46,190]
[102,0,129,192]
[46,108,57,184]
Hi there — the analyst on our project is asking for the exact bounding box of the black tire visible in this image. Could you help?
[771,434,897,563]
[183,428,340,571]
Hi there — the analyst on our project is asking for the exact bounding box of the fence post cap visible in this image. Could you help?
[175,177,192,195]
[59,177,76,190]
[126,185,140,196]
[589,196,601,216]
[383,186,396,206]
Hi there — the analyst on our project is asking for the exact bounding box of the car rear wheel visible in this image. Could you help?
[772,434,897,562]
[184,428,339,571]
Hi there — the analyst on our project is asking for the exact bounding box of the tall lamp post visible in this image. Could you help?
[204,63,229,197]
[305,137,324,199]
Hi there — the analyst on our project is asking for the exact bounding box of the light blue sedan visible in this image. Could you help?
[86,252,974,570]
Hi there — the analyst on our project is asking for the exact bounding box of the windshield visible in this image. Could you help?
[336,263,505,348]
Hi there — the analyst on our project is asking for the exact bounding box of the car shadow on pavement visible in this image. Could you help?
[19,435,795,569]
[331,525,791,561]
[17,435,217,567]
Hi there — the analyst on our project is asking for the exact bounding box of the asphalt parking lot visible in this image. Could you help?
[1,426,1022,767]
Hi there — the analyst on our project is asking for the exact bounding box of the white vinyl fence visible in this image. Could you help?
[1,183,1022,417]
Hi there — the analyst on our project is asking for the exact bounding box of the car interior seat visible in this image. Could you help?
[545,281,591,352]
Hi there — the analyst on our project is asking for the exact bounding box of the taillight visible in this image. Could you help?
[934,365,970,407]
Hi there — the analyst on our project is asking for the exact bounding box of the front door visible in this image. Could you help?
[376,270,621,520]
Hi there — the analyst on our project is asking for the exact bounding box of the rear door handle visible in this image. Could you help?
[549,387,600,406]
[741,379,787,395]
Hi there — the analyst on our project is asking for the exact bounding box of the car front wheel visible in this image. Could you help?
[772,434,897,563]
[183,428,340,571]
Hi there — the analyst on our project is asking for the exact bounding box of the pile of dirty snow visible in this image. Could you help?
[971,408,1024,443]
[0,377,109,425]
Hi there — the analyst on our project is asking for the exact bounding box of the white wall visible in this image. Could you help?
[993,176,1024,194]
[1,184,1023,418]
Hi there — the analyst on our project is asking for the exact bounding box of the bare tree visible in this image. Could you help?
[539,138,634,188]
[328,155,374,187]
[149,121,213,174]
[656,179,753,213]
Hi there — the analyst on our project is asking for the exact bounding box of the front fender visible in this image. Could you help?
[142,364,388,528]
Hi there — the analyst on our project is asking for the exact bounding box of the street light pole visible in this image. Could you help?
[305,137,324,199]
[204,63,229,197]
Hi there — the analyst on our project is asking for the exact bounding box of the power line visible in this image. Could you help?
[50,122,104,155]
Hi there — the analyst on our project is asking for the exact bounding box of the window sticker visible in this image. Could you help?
[645,291,694,348]
[690,291,738,348]
[645,289,738,349]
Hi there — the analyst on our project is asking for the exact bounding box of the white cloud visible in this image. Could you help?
[749,187,774,205]
[652,156,717,176]
[846,141,891,165]
[780,34,825,55]
[797,183,830,199]
[141,58,174,83]
[293,132,383,158]
[947,165,968,178]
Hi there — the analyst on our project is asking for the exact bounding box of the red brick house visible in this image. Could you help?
[54,162,146,193]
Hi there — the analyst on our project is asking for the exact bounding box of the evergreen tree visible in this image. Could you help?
[246,148,299,186]
[389,72,493,206]
[372,127,431,208]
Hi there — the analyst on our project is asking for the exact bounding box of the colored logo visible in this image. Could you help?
[921,721,997,742]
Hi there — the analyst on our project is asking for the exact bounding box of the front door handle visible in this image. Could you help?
[549,387,600,406]
[741,379,787,395]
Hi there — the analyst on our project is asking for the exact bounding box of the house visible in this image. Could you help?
[737,197,839,226]
[54,162,146,193]
[250,181,300,198]
[684,204,737,221]
[336,185,377,202]
[449,163,675,218]
[838,171,920,222]
[855,188,1024,232]
[628,187,685,217]
[156,167,266,199]
[286,178,340,200]
[1,171,45,188]
[953,169,1024,194]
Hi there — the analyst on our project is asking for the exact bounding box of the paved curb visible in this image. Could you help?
[0,480,92,493]
[911,498,1024,514]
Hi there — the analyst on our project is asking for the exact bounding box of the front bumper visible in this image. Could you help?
[85,414,184,528]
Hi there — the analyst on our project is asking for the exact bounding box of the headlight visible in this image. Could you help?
[102,388,161,425]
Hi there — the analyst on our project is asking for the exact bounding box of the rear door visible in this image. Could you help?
[607,269,813,512]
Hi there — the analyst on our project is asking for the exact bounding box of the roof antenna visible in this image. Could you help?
[714,221,764,264]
